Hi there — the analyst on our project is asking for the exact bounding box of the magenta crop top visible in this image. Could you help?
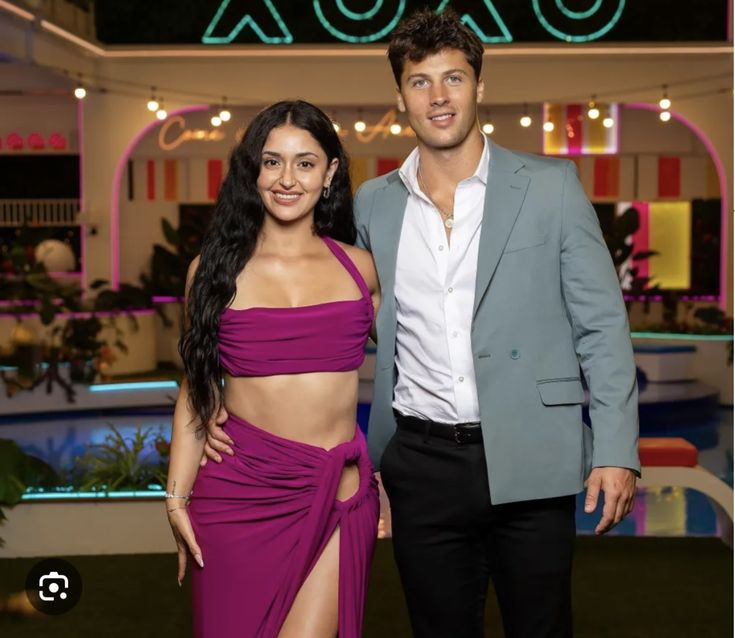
[218,236,373,377]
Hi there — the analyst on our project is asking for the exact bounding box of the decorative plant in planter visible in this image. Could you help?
[0,227,83,323]
[600,205,659,309]
[1,237,159,398]
[54,317,117,384]
[140,216,205,328]
[141,217,203,299]
[0,439,58,547]
[71,425,169,492]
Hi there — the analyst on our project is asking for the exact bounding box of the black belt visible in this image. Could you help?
[394,412,483,444]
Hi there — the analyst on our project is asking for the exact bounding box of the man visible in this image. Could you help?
[204,9,639,638]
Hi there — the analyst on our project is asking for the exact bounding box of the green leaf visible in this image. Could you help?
[90,279,109,290]
[632,250,659,261]
[0,439,58,506]
[616,207,640,237]
[162,218,180,247]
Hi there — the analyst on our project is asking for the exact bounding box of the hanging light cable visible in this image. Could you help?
[602,105,615,129]
[587,95,600,120]
[519,103,532,128]
[659,84,671,110]
[74,74,86,100]
[481,108,494,134]
[354,109,366,132]
[219,97,231,122]
[147,86,159,112]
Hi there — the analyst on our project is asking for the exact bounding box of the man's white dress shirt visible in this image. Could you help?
[392,136,490,424]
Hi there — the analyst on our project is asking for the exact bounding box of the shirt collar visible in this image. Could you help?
[398,133,490,196]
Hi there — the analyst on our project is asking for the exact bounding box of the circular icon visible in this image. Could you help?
[25,558,82,615]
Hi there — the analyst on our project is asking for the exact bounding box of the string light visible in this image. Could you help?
[543,119,555,132]
[659,110,672,122]
[602,104,614,128]
[390,123,402,135]
[156,99,167,120]
[73,74,86,100]
[520,103,532,128]
[659,84,671,110]
[219,97,231,122]
[147,86,159,112]
[587,95,600,120]
[481,109,494,134]
[354,109,366,132]
[211,115,222,127]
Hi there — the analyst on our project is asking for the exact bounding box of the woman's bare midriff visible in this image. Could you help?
[223,370,361,450]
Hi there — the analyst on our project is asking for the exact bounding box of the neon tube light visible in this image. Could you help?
[88,380,179,392]
[624,103,729,311]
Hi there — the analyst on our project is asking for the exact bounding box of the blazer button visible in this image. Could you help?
[510,349,520,360]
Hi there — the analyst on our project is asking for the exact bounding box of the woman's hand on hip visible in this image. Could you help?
[200,405,234,466]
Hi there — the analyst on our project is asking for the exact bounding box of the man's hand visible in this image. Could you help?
[584,467,637,535]
[200,405,233,467]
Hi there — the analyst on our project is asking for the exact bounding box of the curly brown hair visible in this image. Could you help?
[387,8,484,86]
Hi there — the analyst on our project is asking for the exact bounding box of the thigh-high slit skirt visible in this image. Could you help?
[188,412,380,637]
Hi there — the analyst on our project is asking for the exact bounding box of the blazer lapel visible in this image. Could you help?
[371,173,408,300]
[472,142,530,319]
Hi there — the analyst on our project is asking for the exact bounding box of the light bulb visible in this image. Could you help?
[603,116,614,128]
[74,86,86,100]
[147,98,159,112]
[211,115,222,127]
[520,115,532,128]
[354,120,366,132]
[219,109,231,122]
[543,120,555,132]
[588,106,600,120]
[390,123,402,135]
[482,122,494,134]
[659,110,671,122]
[659,85,671,110]
[156,108,167,120]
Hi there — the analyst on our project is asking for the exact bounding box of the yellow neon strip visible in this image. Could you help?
[648,201,691,289]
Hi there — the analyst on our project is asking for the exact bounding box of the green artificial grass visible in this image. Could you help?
[0,537,731,637]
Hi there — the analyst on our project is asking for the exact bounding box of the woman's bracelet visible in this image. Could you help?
[165,481,192,502]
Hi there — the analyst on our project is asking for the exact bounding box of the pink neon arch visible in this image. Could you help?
[624,102,729,311]
[109,104,209,289]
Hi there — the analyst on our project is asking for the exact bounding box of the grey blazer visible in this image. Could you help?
[354,140,640,505]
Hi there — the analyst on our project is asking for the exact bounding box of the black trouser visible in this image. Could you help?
[380,421,576,638]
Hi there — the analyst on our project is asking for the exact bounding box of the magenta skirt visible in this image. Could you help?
[188,412,380,637]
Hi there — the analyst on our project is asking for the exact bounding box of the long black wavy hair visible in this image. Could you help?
[179,100,355,430]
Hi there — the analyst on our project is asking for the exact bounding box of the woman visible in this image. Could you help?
[166,101,381,638]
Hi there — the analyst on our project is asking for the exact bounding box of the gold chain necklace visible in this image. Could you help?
[417,166,454,229]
